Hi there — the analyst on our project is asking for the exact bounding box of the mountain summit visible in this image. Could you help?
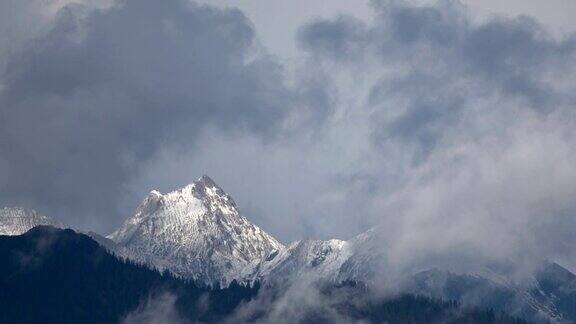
[0,207,63,235]
[108,175,283,285]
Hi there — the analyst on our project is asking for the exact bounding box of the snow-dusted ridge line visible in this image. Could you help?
[1,178,574,322]
[0,207,63,235]
[104,175,367,285]
[255,238,353,284]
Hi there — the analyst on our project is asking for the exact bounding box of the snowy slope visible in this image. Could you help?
[0,207,63,235]
[257,239,352,284]
[254,227,387,284]
[108,175,283,285]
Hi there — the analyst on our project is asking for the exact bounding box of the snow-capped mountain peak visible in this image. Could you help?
[0,207,63,235]
[108,175,284,285]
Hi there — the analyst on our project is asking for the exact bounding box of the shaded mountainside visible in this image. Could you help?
[2,177,574,323]
[338,293,527,324]
[0,226,529,324]
[533,263,576,321]
[406,264,576,323]
[0,226,258,324]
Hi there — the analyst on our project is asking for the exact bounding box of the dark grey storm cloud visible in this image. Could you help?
[0,0,305,231]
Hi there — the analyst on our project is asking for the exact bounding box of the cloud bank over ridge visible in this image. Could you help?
[1,0,575,274]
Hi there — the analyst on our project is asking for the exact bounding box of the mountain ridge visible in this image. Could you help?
[0,225,529,324]
[107,175,283,285]
[2,176,576,322]
[0,207,63,235]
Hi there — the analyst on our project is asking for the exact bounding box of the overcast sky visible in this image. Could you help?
[1,0,576,271]
[198,0,576,61]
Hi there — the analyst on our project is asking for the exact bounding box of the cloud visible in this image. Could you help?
[0,0,302,233]
[227,279,360,324]
[122,292,185,324]
[124,0,576,262]
[298,15,368,61]
[295,0,576,272]
[1,0,576,280]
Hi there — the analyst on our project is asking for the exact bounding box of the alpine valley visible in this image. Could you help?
[1,176,575,323]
